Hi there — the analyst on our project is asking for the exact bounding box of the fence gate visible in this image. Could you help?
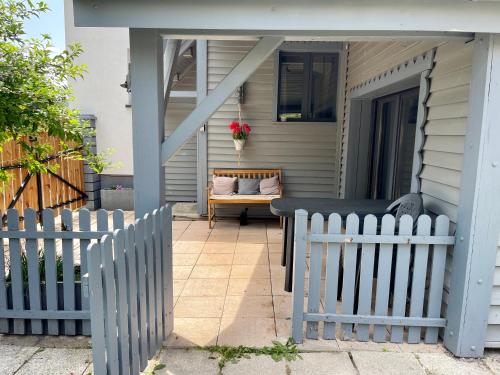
[87,204,173,375]
[0,135,87,224]
[292,210,455,344]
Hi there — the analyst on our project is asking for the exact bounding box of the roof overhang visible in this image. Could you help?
[72,0,499,39]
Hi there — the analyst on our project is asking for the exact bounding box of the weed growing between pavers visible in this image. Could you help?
[202,337,302,372]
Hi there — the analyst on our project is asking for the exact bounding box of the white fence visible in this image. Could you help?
[87,204,173,375]
[292,210,455,344]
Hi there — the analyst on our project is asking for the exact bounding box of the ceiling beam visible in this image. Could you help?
[73,0,500,34]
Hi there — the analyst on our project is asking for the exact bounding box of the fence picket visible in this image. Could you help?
[341,213,359,340]
[425,215,450,344]
[153,210,164,345]
[79,209,91,335]
[101,235,119,375]
[113,209,125,230]
[114,230,131,375]
[408,215,431,343]
[390,215,413,343]
[87,243,107,375]
[306,213,324,339]
[135,218,149,369]
[144,214,157,355]
[43,209,59,335]
[323,213,341,340]
[7,209,25,334]
[373,214,396,343]
[61,209,76,335]
[160,205,174,337]
[97,209,109,232]
[0,211,8,332]
[125,225,141,374]
[24,208,42,334]
[356,214,377,341]
[291,209,308,343]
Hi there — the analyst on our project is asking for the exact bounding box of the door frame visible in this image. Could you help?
[369,87,420,200]
[344,49,434,199]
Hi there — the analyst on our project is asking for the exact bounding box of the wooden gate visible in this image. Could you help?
[87,204,173,375]
[0,135,87,223]
[292,210,455,344]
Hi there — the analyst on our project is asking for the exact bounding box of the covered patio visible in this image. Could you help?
[70,0,500,363]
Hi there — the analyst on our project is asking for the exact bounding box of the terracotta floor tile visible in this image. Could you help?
[234,243,268,254]
[196,253,233,266]
[223,295,274,318]
[218,317,276,347]
[232,252,269,265]
[173,253,200,266]
[268,253,282,266]
[173,266,193,280]
[202,242,236,254]
[207,234,239,243]
[173,240,205,254]
[267,243,283,253]
[237,234,267,244]
[173,279,187,297]
[181,278,229,297]
[175,296,225,318]
[227,278,272,296]
[230,265,270,279]
[190,265,232,279]
[270,265,286,279]
[165,318,220,347]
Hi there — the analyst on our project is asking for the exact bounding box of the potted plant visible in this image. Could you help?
[228,121,251,151]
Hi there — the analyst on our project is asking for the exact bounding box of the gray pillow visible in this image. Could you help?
[238,178,260,195]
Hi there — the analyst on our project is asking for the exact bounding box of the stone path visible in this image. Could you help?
[147,347,500,375]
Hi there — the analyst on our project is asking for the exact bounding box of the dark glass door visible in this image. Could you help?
[370,88,419,200]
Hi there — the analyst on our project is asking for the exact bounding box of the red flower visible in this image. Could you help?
[242,123,251,134]
[228,121,239,131]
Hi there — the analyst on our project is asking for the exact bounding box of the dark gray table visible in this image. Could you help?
[270,198,392,292]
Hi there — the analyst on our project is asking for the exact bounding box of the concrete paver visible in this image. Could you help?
[416,352,495,375]
[15,347,92,375]
[0,345,39,374]
[288,352,357,374]
[221,354,286,375]
[154,348,220,375]
[351,350,425,375]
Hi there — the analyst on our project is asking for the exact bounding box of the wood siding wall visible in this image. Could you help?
[207,40,339,216]
[341,40,475,336]
[164,68,197,202]
[340,41,443,197]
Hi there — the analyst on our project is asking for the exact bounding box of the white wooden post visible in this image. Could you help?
[444,34,500,357]
[196,40,208,215]
[129,29,165,217]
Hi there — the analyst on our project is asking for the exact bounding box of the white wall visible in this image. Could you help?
[64,0,133,175]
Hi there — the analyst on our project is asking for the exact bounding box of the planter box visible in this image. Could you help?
[101,188,134,210]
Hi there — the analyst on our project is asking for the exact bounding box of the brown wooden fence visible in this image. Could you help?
[0,135,86,222]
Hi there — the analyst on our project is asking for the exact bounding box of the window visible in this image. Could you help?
[277,52,339,122]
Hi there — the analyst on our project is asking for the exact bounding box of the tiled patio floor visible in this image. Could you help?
[167,218,294,348]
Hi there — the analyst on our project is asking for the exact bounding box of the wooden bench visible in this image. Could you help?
[207,169,283,228]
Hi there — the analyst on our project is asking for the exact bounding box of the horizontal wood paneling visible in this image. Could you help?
[339,40,444,195]
[164,67,197,202]
[207,40,339,216]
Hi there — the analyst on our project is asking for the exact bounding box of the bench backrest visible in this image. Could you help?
[212,169,282,182]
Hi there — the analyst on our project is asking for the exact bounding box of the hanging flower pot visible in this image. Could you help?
[228,121,251,152]
[233,139,246,151]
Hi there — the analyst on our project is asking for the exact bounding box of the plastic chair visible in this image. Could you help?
[385,193,424,223]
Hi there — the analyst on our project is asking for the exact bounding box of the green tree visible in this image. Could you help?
[0,0,108,184]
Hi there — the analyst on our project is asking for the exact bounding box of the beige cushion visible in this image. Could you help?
[260,175,280,195]
[213,176,237,195]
